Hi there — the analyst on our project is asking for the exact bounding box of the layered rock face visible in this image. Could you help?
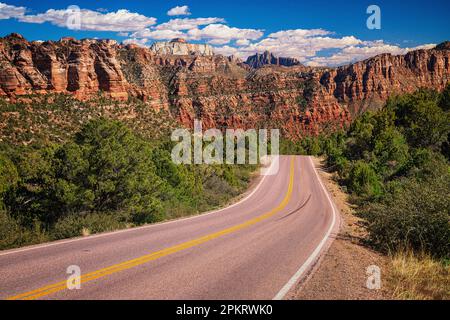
[0,33,129,100]
[0,34,449,138]
[319,46,450,113]
[245,51,303,68]
[150,38,214,56]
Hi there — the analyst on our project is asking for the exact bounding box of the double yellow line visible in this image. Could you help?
[7,157,295,300]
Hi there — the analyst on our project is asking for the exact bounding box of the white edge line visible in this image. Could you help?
[0,160,275,257]
[272,156,338,300]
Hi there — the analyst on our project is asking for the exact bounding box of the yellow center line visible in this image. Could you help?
[6,157,295,300]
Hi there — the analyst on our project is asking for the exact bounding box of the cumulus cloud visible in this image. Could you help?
[267,28,332,39]
[0,2,436,67]
[235,39,250,46]
[155,17,225,31]
[212,27,436,66]
[0,2,26,19]
[187,24,264,44]
[18,8,157,31]
[213,45,240,57]
[131,28,185,40]
[306,42,437,67]
[167,5,191,16]
[211,29,363,63]
[122,37,149,47]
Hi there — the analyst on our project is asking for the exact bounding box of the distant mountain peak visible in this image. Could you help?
[435,41,450,50]
[245,51,302,68]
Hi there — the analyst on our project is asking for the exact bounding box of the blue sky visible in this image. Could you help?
[0,0,449,66]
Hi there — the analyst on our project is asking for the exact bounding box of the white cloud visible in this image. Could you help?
[213,29,362,62]
[187,24,263,44]
[235,39,250,46]
[167,5,191,16]
[19,8,157,31]
[0,2,26,20]
[408,43,436,51]
[0,3,436,67]
[213,45,240,57]
[132,28,186,40]
[306,42,437,67]
[155,17,225,31]
[122,38,149,47]
[213,27,435,66]
[267,28,332,39]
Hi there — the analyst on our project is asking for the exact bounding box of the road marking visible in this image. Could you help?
[6,158,295,300]
[0,158,275,258]
[272,156,338,300]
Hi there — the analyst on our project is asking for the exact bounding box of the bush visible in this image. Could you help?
[389,89,449,150]
[347,161,383,197]
[0,153,19,197]
[52,212,129,240]
[361,176,450,258]
[0,206,49,249]
[0,207,21,249]
[438,83,450,112]
[372,127,409,178]
[7,119,167,225]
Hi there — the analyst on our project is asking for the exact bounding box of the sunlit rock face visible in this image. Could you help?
[150,38,214,56]
[0,33,449,139]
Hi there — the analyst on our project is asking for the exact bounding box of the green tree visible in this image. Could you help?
[9,119,167,225]
[389,89,449,150]
[345,112,375,160]
[347,161,383,197]
[438,83,450,111]
[372,127,409,178]
[0,153,19,198]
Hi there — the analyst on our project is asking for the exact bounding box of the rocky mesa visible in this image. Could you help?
[245,51,303,68]
[0,33,449,138]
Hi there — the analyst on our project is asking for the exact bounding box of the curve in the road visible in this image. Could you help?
[7,158,295,300]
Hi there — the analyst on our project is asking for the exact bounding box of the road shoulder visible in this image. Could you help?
[291,157,391,300]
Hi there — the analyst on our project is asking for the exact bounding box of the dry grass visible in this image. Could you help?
[81,228,91,237]
[389,251,449,300]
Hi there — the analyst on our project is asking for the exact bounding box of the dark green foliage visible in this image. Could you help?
[321,84,450,258]
[0,207,21,249]
[5,120,167,226]
[0,116,255,250]
[347,161,383,198]
[52,212,128,240]
[361,174,450,258]
[388,89,449,150]
[372,127,409,178]
[0,153,19,197]
[439,83,450,111]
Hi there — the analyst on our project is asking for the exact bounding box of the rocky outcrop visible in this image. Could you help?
[150,38,214,56]
[245,51,303,68]
[0,34,129,100]
[319,46,450,113]
[0,34,449,138]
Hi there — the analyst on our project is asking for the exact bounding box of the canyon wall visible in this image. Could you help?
[0,33,449,138]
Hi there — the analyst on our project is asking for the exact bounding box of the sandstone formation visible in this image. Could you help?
[0,34,449,138]
[245,51,303,68]
[150,38,214,56]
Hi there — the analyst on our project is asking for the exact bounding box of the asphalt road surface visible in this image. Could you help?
[0,156,340,300]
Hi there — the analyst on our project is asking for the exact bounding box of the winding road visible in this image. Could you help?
[0,156,340,300]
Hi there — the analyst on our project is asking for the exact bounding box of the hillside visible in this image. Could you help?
[0,33,449,138]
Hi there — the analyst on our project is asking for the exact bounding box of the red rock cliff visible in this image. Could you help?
[0,34,449,138]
